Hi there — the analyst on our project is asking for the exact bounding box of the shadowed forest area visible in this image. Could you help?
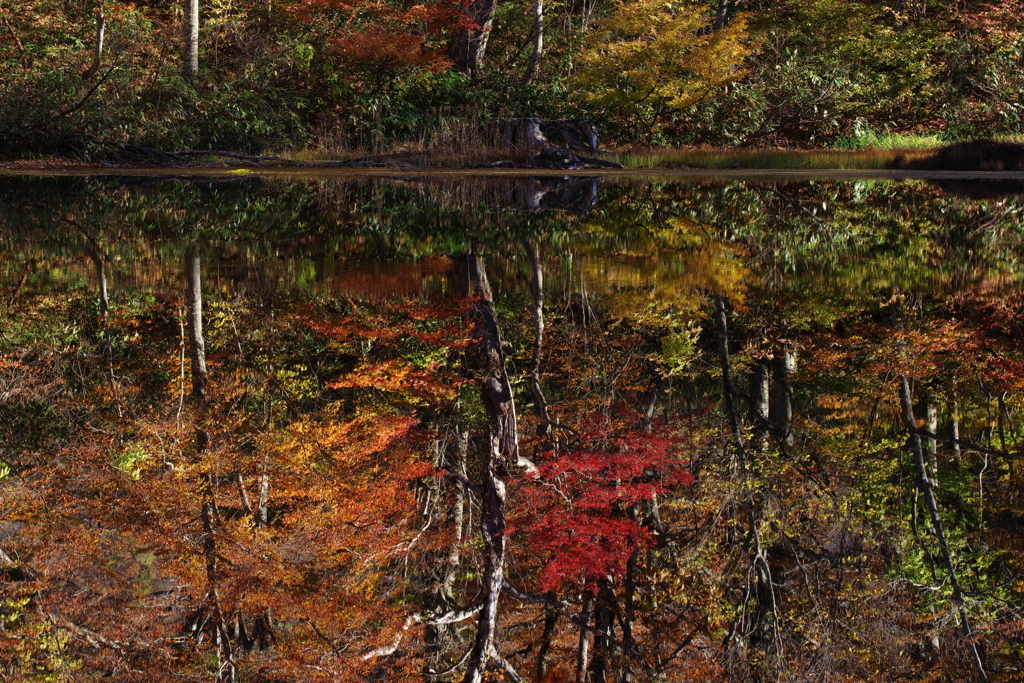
[1,0,1024,160]
[2,174,1024,681]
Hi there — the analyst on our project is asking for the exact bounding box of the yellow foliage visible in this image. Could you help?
[575,0,750,131]
[574,217,751,323]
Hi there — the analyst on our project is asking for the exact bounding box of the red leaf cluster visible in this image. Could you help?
[511,423,692,592]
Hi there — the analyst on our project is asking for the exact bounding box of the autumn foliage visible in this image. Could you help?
[512,422,692,592]
[4,177,1024,682]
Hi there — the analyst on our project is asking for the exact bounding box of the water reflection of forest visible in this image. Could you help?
[1,176,1023,682]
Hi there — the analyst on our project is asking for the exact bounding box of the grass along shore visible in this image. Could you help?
[4,135,1024,172]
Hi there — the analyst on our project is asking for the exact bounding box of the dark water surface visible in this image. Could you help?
[1,173,1023,682]
[4,173,1021,299]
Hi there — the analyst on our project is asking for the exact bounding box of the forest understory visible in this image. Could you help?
[3,0,1024,162]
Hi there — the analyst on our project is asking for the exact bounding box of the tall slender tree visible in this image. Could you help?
[522,0,544,85]
[183,0,199,79]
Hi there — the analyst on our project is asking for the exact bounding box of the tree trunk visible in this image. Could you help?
[515,118,622,170]
[771,344,796,447]
[523,241,552,437]
[715,296,743,454]
[186,247,208,402]
[923,387,939,479]
[587,580,616,683]
[455,253,529,473]
[450,0,497,76]
[898,376,988,683]
[475,119,618,170]
[183,0,199,79]
[522,0,543,85]
[93,7,105,67]
[997,392,1009,453]
[89,250,118,405]
[462,433,508,683]
[951,391,961,458]
[620,541,639,683]
[1,12,28,66]
[81,7,105,80]
[536,591,559,680]
[576,590,595,683]
[750,359,770,446]
[442,430,468,603]
[714,0,728,29]
[456,253,522,682]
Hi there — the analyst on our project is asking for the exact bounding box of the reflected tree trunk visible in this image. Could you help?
[771,344,796,448]
[923,386,939,479]
[89,249,118,407]
[576,590,594,683]
[951,391,961,459]
[898,376,988,683]
[536,590,559,680]
[93,251,109,355]
[462,435,510,683]
[750,359,770,446]
[455,253,524,683]
[716,302,785,677]
[640,380,661,434]
[427,429,468,652]
[714,0,728,29]
[455,252,532,472]
[997,392,1009,453]
[587,580,615,683]
[523,241,552,437]
[891,297,987,682]
[621,537,638,683]
[443,429,468,602]
[715,296,743,454]
[253,462,269,528]
[186,247,208,402]
[186,472,239,682]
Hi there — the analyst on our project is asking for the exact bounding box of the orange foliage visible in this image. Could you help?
[329,256,454,299]
[286,0,467,80]
[333,25,452,75]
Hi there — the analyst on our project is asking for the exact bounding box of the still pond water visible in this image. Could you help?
[1,172,1022,682]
